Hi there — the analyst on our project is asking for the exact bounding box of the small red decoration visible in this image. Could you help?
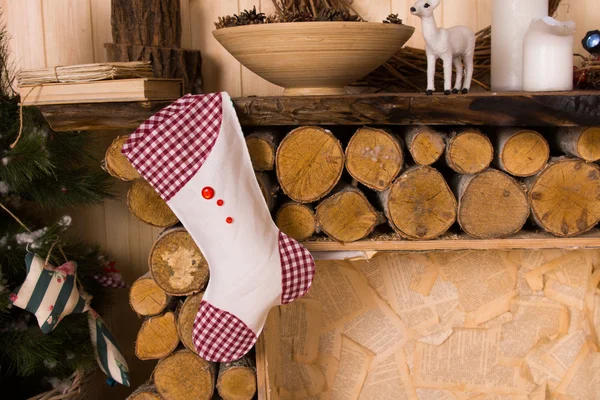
[217,199,224,206]
[61,187,68,194]
[226,217,233,224]
[202,186,215,199]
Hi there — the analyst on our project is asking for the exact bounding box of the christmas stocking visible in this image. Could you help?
[122,93,315,362]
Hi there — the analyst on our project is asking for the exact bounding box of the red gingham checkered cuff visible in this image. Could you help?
[279,231,315,304]
[192,300,258,362]
[121,93,223,202]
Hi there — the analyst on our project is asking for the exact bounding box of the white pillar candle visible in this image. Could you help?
[491,0,548,91]
[523,17,576,92]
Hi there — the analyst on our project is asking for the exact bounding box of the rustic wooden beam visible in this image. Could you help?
[38,92,600,131]
[38,101,172,131]
[234,92,600,127]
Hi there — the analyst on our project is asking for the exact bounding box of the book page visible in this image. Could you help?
[416,389,462,400]
[357,350,417,400]
[498,298,569,366]
[544,278,587,310]
[418,300,465,346]
[280,337,327,399]
[308,261,375,329]
[281,298,322,363]
[543,329,588,377]
[315,353,339,400]
[319,326,343,359]
[330,337,374,400]
[410,256,439,296]
[413,327,534,395]
[554,342,600,400]
[522,337,563,387]
[525,251,590,292]
[343,293,410,360]
[433,251,517,326]
[374,253,458,335]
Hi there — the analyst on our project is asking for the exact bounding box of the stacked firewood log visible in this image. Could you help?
[125,250,257,400]
[106,125,600,242]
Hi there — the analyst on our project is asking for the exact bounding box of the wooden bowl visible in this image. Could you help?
[213,22,415,96]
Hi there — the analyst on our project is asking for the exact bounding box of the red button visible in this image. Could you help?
[226,217,233,224]
[202,186,215,199]
[217,199,224,206]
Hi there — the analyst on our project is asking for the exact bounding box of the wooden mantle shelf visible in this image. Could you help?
[37,91,600,131]
[301,230,600,252]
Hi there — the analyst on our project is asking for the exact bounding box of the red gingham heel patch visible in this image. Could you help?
[279,231,315,304]
[192,300,257,362]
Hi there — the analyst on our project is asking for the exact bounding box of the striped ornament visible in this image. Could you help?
[10,253,90,333]
[88,311,130,386]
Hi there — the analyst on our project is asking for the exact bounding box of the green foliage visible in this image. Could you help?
[0,11,114,394]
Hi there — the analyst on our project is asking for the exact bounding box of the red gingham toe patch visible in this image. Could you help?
[192,300,257,362]
[279,231,315,304]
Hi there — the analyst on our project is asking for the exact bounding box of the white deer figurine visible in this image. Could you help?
[410,0,475,95]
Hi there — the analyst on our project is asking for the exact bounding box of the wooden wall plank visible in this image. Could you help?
[189,0,242,96]
[442,0,478,32]
[240,0,284,97]
[180,0,192,48]
[2,0,46,72]
[556,0,597,62]
[42,0,95,66]
[476,0,492,31]
[353,0,391,23]
[90,0,112,62]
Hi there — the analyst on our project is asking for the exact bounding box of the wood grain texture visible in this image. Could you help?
[345,127,404,191]
[300,230,600,252]
[275,202,317,241]
[495,129,549,177]
[276,126,344,203]
[37,92,600,132]
[154,350,216,400]
[529,158,600,237]
[128,179,178,228]
[135,311,179,360]
[316,186,385,242]
[177,292,204,352]
[90,0,112,62]
[383,166,456,240]
[445,129,493,174]
[111,0,181,47]
[149,227,208,296]
[2,0,47,72]
[455,169,530,239]
[42,0,95,66]
[216,355,257,400]
[233,92,600,127]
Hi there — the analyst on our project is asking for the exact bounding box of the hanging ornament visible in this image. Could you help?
[9,253,130,386]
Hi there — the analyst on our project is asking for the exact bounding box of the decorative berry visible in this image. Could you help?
[226,217,233,224]
[217,199,224,206]
[202,186,215,199]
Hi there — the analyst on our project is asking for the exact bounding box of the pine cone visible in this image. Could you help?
[214,15,238,29]
[316,9,361,22]
[238,6,267,25]
[383,13,403,24]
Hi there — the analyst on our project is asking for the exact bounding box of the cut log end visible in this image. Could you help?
[275,202,317,241]
[385,166,456,240]
[128,180,178,228]
[246,131,277,171]
[276,126,344,203]
[457,169,530,239]
[129,274,170,316]
[529,159,600,237]
[149,228,209,296]
[154,350,216,400]
[498,130,549,177]
[135,311,179,360]
[177,292,204,352]
[217,355,257,400]
[316,187,384,242]
[576,127,600,162]
[446,130,494,174]
[104,136,140,181]
[405,127,446,166]
[126,384,161,400]
[345,127,403,191]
